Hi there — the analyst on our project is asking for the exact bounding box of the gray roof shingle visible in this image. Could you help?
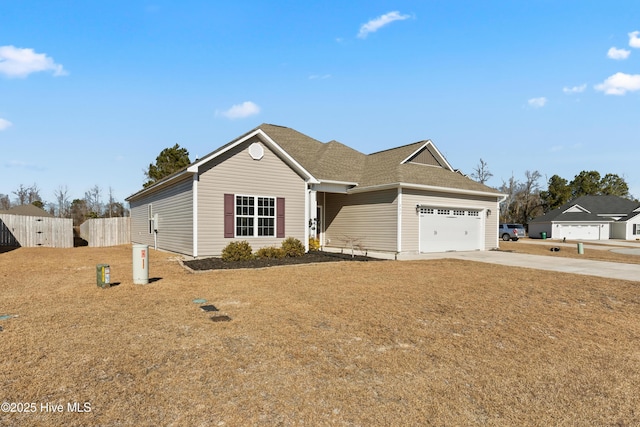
[530,195,640,223]
[260,124,500,194]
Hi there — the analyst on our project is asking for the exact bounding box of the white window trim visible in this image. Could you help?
[147,204,153,234]
[234,194,276,238]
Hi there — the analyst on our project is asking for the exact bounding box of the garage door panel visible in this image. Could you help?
[560,224,600,240]
[419,208,482,253]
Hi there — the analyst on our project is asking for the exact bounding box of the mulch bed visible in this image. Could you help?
[184,250,382,270]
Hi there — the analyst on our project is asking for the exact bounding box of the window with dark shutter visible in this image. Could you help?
[276,197,285,238]
[224,194,234,238]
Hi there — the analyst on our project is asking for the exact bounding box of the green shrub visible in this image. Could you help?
[255,246,285,259]
[281,237,305,257]
[221,240,253,261]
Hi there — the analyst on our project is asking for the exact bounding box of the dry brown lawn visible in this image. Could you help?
[1,245,639,426]
[501,240,640,264]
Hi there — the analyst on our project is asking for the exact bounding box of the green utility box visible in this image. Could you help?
[541,232,547,240]
[96,264,111,288]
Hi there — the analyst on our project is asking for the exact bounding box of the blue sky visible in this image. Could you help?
[1,1,639,209]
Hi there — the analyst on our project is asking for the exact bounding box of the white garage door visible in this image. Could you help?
[419,207,482,253]
[559,224,601,240]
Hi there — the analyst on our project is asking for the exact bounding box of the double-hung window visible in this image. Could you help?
[235,195,275,237]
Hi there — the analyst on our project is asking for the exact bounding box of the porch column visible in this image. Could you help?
[308,188,317,241]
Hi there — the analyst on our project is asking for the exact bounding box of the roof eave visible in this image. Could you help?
[347,182,506,199]
[126,169,195,201]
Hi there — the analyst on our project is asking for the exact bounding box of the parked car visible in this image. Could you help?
[499,223,526,241]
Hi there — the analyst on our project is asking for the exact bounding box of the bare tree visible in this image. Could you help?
[28,184,41,204]
[12,184,41,205]
[0,193,10,210]
[107,187,115,218]
[470,158,493,184]
[519,170,543,223]
[12,184,30,205]
[105,187,126,217]
[84,185,102,218]
[54,185,71,218]
[499,171,543,225]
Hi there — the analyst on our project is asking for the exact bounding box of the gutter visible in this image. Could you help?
[347,182,506,200]
[125,169,196,202]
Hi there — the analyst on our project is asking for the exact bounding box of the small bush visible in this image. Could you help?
[309,237,320,251]
[221,241,253,261]
[255,246,285,259]
[281,237,305,257]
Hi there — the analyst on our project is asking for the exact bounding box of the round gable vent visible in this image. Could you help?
[248,143,264,160]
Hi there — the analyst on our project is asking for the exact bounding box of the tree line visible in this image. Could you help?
[471,158,636,226]
[1,145,191,226]
[0,183,127,226]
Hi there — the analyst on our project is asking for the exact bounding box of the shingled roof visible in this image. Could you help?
[259,124,500,194]
[128,123,502,200]
[530,195,640,223]
[0,204,53,217]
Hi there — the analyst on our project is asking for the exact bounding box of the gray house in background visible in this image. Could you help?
[529,195,640,241]
[126,124,504,257]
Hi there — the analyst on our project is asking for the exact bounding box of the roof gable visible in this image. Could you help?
[400,140,453,170]
[563,204,590,214]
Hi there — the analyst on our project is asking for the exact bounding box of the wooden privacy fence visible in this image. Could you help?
[0,214,73,248]
[80,217,130,247]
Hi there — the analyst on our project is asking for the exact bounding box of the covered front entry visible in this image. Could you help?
[419,207,482,252]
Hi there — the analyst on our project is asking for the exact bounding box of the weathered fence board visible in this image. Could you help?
[80,217,130,247]
[0,219,20,246]
[0,214,73,248]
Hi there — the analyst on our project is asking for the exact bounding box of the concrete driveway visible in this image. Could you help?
[335,239,640,282]
[405,250,639,282]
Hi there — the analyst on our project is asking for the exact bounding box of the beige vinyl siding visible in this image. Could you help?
[129,177,193,255]
[197,138,306,256]
[324,189,398,253]
[407,146,441,167]
[401,188,499,252]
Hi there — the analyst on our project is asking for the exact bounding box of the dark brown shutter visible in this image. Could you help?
[276,197,285,238]
[224,194,234,238]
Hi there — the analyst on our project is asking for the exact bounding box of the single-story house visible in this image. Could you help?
[126,124,505,257]
[528,195,640,240]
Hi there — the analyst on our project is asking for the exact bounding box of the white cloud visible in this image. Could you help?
[357,11,411,39]
[0,45,67,78]
[217,101,261,119]
[0,118,12,130]
[3,159,44,171]
[607,47,630,60]
[629,31,640,48]
[563,84,586,94]
[594,72,640,95]
[309,74,331,80]
[528,97,547,108]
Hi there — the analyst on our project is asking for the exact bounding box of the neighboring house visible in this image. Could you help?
[529,195,640,240]
[126,124,505,257]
